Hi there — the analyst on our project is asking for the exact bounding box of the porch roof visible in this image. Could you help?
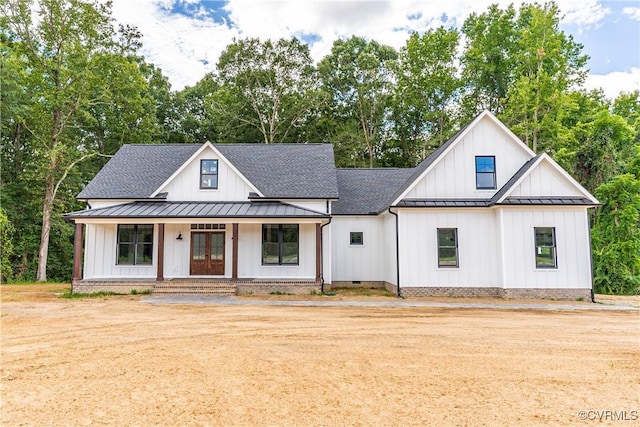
[64,201,329,219]
[396,196,596,208]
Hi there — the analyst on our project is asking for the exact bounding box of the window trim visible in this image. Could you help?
[200,159,219,190]
[534,227,557,269]
[116,224,154,266]
[261,224,299,266]
[437,228,459,268]
[475,156,496,190]
[349,231,364,246]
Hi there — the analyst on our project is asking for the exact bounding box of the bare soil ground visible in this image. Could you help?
[1,285,639,426]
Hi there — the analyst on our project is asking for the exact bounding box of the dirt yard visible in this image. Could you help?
[1,285,639,426]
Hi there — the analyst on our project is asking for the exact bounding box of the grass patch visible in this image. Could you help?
[131,289,152,295]
[269,291,293,295]
[60,290,120,299]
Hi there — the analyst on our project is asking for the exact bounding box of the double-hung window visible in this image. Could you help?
[534,227,557,268]
[200,159,218,189]
[262,224,299,265]
[475,156,496,189]
[117,224,153,265]
[437,228,458,268]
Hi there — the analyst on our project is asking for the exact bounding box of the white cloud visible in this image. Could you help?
[584,68,640,100]
[623,7,640,21]
[107,0,621,93]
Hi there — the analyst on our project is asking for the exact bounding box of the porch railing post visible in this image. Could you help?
[156,223,165,281]
[232,223,239,280]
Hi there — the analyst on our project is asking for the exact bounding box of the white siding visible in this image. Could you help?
[405,116,532,199]
[382,213,398,285]
[398,209,499,287]
[510,161,580,197]
[87,200,134,209]
[237,223,316,279]
[83,223,157,279]
[331,216,385,282]
[501,208,592,289]
[159,147,254,202]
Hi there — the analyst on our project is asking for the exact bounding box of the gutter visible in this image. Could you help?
[320,217,332,293]
[387,207,401,298]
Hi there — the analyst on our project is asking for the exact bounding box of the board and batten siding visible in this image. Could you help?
[500,208,592,289]
[404,116,532,200]
[83,223,157,279]
[159,147,254,202]
[237,223,316,279]
[331,216,385,282]
[509,161,580,197]
[397,209,499,288]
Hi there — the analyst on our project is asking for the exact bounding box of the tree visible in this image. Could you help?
[591,171,640,295]
[392,28,461,166]
[212,38,322,144]
[460,4,518,118]
[319,36,397,167]
[502,2,588,153]
[0,0,156,281]
[0,208,15,283]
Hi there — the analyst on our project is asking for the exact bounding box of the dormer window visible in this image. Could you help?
[475,156,496,189]
[200,159,218,189]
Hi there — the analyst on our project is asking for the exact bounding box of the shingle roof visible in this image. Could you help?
[77,144,201,199]
[64,201,329,219]
[333,168,415,215]
[217,144,339,199]
[77,143,339,200]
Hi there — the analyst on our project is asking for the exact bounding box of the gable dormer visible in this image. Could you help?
[153,143,259,202]
[394,111,536,202]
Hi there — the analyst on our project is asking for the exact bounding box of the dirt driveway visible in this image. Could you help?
[1,285,639,426]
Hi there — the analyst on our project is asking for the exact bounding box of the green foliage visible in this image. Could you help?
[319,36,398,167]
[591,174,640,295]
[0,207,15,283]
[60,290,119,298]
[392,27,461,166]
[1,0,161,281]
[212,37,322,144]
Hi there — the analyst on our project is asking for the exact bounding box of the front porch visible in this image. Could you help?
[66,201,331,291]
[71,278,322,296]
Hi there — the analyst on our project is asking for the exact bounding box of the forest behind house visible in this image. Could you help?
[1,0,638,294]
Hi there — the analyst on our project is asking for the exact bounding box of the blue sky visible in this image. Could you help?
[109,0,640,99]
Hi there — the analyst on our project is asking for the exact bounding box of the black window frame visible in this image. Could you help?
[437,228,459,268]
[200,159,219,189]
[534,227,557,269]
[116,224,154,265]
[262,224,299,266]
[350,231,364,246]
[475,156,496,189]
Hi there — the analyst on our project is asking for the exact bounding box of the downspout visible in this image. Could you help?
[388,207,401,298]
[588,207,596,303]
[320,217,332,294]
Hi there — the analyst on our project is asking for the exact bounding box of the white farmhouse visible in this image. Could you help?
[65,111,599,299]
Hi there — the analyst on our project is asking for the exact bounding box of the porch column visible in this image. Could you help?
[72,222,84,283]
[232,223,239,280]
[315,223,321,282]
[156,223,165,281]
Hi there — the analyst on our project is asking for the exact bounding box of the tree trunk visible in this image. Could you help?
[36,172,56,282]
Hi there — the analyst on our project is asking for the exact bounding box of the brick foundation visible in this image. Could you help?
[236,281,321,296]
[326,281,386,290]
[72,280,154,294]
[397,286,592,300]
